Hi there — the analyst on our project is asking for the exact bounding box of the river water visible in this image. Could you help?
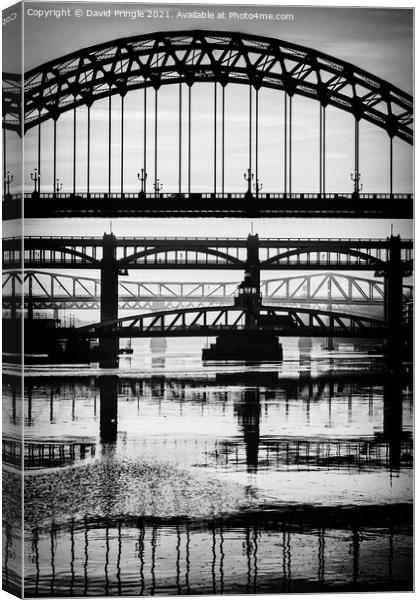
[2,338,413,596]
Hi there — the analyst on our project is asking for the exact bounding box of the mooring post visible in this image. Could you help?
[100,233,119,360]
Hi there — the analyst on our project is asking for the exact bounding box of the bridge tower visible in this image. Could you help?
[203,233,283,361]
[100,233,119,362]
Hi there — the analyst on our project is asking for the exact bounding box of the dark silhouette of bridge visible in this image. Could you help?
[3,232,412,361]
[74,304,388,338]
[2,30,413,219]
[1,29,413,363]
[3,234,413,272]
[2,270,413,311]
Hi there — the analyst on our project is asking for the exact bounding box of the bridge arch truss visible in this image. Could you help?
[3,30,412,141]
[2,270,413,311]
[3,236,413,272]
[2,30,413,216]
[77,304,386,339]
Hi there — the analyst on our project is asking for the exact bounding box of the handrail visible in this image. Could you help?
[2,191,414,201]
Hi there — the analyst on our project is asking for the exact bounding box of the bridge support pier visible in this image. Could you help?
[245,234,260,288]
[100,233,119,365]
[244,233,261,328]
[384,235,404,362]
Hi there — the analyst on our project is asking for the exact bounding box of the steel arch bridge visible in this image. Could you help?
[2,235,414,272]
[2,30,413,219]
[74,304,386,339]
[2,270,413,310]
[3,30,413,140]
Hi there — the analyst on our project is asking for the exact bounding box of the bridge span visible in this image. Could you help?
[2,31,413,220]
[3,234,413,271]
[3,233,411,360]
[2,270,413,311]
[61,305,391,340]
[2,192,413,220]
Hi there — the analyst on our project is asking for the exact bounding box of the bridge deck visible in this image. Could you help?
[3,235,414,247]
[2,192,413,219]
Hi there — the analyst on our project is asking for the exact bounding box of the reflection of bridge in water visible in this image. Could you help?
[3,371,412,472]
[3,368,413,595]
[11,510,410,597]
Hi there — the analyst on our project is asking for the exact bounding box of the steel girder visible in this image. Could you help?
[3,270,413,308]
[2,30,413,142]
[2,236,414,272]
[78,304,384,338]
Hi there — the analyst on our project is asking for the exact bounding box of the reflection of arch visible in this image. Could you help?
[119,245,243,267]
[261,247,383,269]
[4,30,412,141]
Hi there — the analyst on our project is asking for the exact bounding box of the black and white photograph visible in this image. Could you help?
[2,1,414,596]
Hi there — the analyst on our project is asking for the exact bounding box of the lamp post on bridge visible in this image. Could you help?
[244,168,254,200]
[350,170,363,198]
[30,168,41,198]
[253,179,262,199]
[137,168,147,198]
[3,171,13,199]
[54,178,63,197]
[154,178,163,198]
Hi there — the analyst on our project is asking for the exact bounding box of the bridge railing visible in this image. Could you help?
[4,234,413,243]
[2,192,414,202]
